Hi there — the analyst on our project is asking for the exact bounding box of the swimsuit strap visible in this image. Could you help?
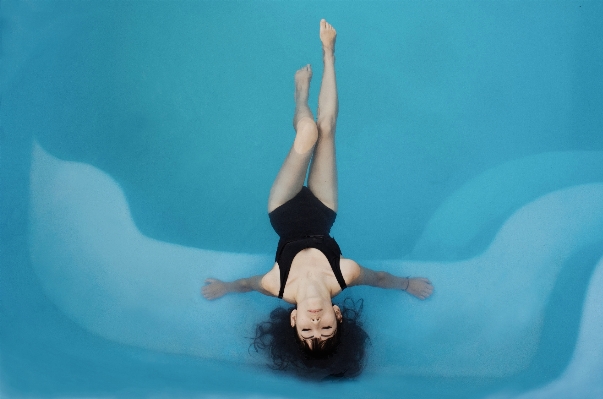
[330,243,347,291]
[276,237,299,299]
[277,275,287,299]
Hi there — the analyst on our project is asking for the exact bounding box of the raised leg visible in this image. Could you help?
[308,19,338,212]
[268,65,319,213]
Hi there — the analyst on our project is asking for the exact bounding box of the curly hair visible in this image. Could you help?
[251,298,369,380]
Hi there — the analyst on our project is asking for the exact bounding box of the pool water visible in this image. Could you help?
[1,1,602,398]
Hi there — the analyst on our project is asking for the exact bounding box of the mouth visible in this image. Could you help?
[308,309,322,313]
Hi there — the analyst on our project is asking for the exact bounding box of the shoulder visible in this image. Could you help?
[260,262,280,296]
[340,257,361,286]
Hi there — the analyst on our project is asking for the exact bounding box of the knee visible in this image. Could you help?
[317,117,336,137]
[293,118,318,153]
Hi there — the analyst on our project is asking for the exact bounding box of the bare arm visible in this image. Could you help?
[202,275,273,300]
[350,263,434,300]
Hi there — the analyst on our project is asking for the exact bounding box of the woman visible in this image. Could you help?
[203,19,434,378]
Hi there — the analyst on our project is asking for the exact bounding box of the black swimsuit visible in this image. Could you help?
[269,186,347,299]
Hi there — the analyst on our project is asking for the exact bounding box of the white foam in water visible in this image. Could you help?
[29,142,603,391]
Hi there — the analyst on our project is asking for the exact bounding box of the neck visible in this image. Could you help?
[293,275,331,303]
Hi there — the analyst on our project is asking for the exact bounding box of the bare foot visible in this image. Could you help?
[294,64,312,103]
[319,19,336,52]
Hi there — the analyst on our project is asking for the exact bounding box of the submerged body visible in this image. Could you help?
[203,20,433,372]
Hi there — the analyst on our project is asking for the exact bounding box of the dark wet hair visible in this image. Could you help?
[251,298,369,380]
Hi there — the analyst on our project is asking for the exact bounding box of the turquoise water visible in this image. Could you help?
[2,1,603,398]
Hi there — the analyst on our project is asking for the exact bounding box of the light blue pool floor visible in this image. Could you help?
[2,1,603,398]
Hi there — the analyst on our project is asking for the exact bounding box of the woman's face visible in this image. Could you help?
[290,300,342,347]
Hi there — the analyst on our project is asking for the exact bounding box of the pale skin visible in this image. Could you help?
[203,20,433,347]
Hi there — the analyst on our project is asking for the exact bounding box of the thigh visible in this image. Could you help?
[268,146,313,213]
[307,134,337,212]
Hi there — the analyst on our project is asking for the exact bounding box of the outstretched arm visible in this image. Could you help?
[349,263,434,300]
[202,275,272,300]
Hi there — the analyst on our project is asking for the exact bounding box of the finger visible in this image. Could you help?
[205,278,216,284]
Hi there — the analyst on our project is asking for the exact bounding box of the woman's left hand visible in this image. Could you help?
[202,278,230,300]
[406,277,434,300]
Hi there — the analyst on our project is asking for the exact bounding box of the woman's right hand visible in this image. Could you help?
[202,278,230,300]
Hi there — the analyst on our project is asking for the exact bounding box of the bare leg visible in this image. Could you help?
[268,65,319,213]
[308,19,338,212]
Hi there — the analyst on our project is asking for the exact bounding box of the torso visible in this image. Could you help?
[261,248,360,303]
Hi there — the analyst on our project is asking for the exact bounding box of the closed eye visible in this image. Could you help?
[301,326,335,339]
